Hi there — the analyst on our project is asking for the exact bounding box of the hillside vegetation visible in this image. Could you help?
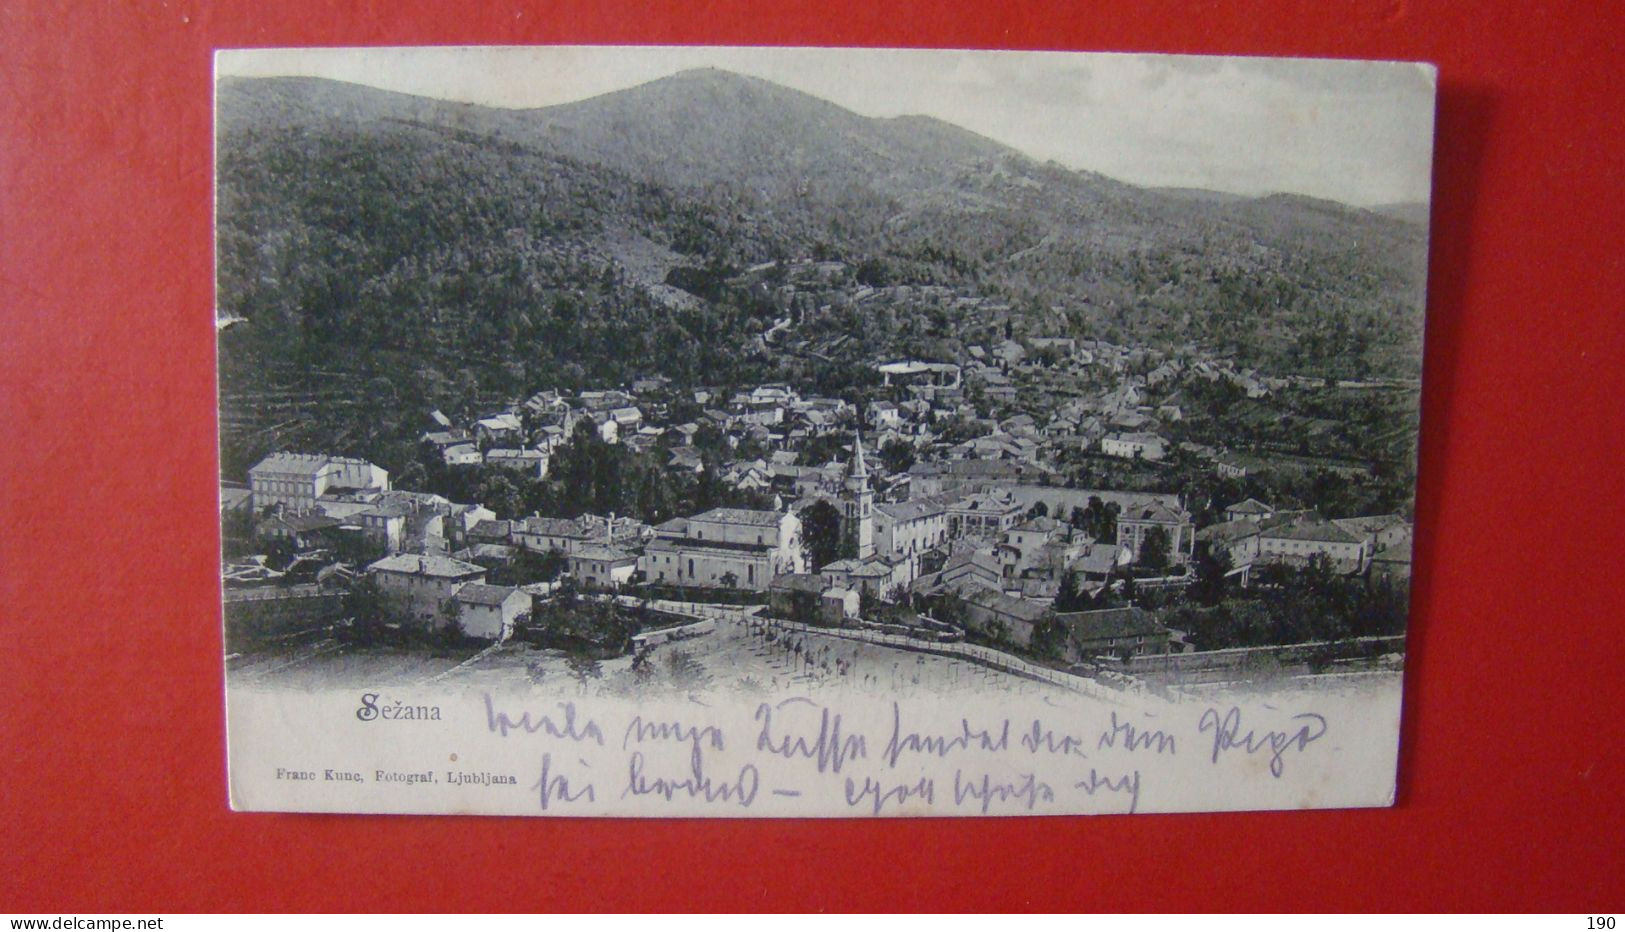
[216,70,1428,474]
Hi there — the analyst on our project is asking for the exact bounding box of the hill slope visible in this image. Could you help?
[215,69,1429,462]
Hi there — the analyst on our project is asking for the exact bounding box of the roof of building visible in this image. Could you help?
[643,536,775,555]
[1262,519,1364,544]
[876,498,947,523]
[1227,497,1274,515]
[367,554,486,579]
[1056,607,1166,644]
[1333,514,1409,536]
[454,583,523,606]
[1018,578,1060,600]
[312,500,373,520]
[1011,515,1062,534]
[691,507,785,528]
[249,452,333,478]
[653,517,691,535]
[456,543,517,561]
[1120,501,1189,525]
[470,519,512,538]
[1073,543,1127,575]
[267,512,342,533]
[476,414,522,430]
[519,515,589,537]
[570,545,635,563]
[1107,431,1165,444]
[1196,519,1263,543]
[360,500,414,519]
[848,556,897,578]
[965,587,1051,623]
[950,492,1023,513]
[907,458,1051,479]
[942,550,1003,579]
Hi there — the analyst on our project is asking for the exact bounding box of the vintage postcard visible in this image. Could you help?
[217,46,1434,817]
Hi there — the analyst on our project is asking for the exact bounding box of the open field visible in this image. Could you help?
[227,614,1068,701]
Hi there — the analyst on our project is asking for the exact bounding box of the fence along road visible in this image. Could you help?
[639,598,1129,704]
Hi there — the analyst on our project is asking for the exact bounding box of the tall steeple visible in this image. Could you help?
[849,428,868,479]
[844,429,874,559]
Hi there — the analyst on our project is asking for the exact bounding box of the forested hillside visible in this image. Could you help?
[216,70,1429,475]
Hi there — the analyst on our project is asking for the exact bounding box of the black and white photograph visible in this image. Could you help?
[216,45,1435,817]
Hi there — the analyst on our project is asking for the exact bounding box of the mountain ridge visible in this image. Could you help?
[215,69,1428,393]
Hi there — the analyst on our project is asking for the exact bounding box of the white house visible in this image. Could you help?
[485,448,548,478]
[366,554,487,626]
[442,444,483,467]
[1225,498,1274,522]
[566,545,638,589]
[453,583,529,640]
[869,401,903,430]
[1258,519,1372,573]
[874,498,949,580]
[1101,432,1168,462]
[474,413,523,447]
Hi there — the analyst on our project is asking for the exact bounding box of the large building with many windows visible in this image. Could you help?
[639,507,805,591]
[248,452,389,513]
[1115,500,1195,564]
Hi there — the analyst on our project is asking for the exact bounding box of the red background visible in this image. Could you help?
[3,0,1621,913]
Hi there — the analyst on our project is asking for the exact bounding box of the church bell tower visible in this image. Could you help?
[844,430,875,559]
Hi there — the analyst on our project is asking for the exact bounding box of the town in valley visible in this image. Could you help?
[217,63,1424,701]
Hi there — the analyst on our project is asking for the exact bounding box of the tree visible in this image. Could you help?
[859,586,881,619]
[799,499,844,571]
[855,257,891,287]
[394,460,428,491]
[1119,573,1139,605]
[537,548,568,582]
[477,473,524,520]
[878,438,916,475]
[342,576,393,644]
[567,654,603,692]
[1027,501,1049,519]
[1077,496,1118,543]
[436,606,465,649]
[1139,526,1171,572]
[494,547,567,586]
[1054,570,1087,613]
[932,592,968,631]
[1189,541,1234,607]
[1030,611,1069,661]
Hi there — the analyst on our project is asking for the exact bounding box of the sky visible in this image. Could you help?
[216,46,1437,207]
